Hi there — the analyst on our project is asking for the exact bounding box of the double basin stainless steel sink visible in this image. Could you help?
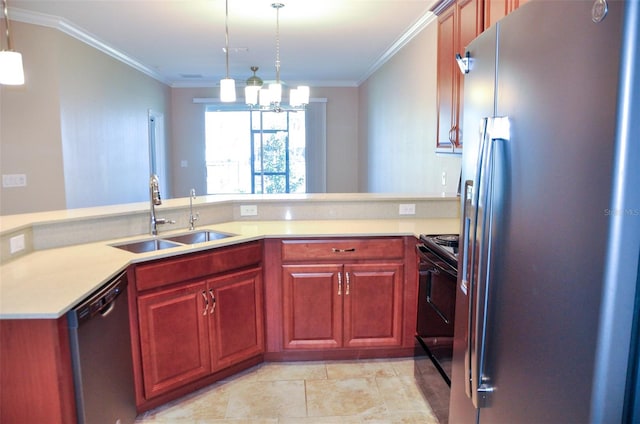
[112,230,235,253]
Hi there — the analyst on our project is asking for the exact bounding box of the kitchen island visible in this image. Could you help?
[0,193,459,423]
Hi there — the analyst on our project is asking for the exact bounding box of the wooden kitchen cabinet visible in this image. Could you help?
[280,238,404,352]
[435,0,528,151]
[137,280,211,399]
[130,241,264,409]
[0,319,77,424]
[343,263,404,348]
[435,0,483,152]
[282,264,343,349]
[209,268,264,370]
[484,0,530,30]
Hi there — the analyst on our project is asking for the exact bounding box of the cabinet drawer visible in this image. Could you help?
[281,238,404,262]
[135,241,262,291]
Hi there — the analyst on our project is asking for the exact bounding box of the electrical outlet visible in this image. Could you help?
[10,234,25,254]
[398,203,416,215]
[2,174,27,188]
[240,204,258,216]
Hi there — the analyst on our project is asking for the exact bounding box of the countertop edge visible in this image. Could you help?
[0,218,460,319]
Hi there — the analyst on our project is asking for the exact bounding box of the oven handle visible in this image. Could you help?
[416,244,457,277]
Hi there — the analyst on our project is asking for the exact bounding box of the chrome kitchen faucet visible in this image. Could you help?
[188,188,199,231]
[149,174,175,235]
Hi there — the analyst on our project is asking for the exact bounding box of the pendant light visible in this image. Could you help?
[246,3,309,111]
[219,0,236,102]
[245,66,263,106]
[268,3,284,106]
[0,0,24,85]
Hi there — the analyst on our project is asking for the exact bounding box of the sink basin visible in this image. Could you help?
[112,238,182,253]
[164,230,234,245]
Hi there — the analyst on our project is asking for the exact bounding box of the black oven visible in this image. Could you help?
[416,234,458,386]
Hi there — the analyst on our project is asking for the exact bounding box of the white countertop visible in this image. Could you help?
[0,218,459,319]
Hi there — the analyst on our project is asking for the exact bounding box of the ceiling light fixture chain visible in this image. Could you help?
[273,2,283,84]
[3,0,13,50]
[244,2,309,112]
[224,0,230,78]
[0,0,25,85]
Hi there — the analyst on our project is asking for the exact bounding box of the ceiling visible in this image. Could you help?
[10,0,439,88]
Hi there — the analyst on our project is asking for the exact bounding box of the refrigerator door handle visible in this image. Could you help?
[464,117,489,400]
[471,116,510,408]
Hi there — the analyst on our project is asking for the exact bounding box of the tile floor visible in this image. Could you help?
[135,356,448,423]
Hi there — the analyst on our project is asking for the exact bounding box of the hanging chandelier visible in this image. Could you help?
[245,3,309,112]
[0,0,25,85]
[219,0,236,102]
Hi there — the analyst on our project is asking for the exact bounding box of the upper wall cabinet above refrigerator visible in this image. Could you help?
[432,0,530,154]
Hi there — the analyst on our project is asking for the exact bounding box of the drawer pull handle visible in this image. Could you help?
[209,289,216,314]
[201,290,208,315]
[338,272,343,296]
[332,248,356,253]
[346,271,350,295]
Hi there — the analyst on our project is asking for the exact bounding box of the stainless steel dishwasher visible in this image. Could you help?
[67,270,137,424]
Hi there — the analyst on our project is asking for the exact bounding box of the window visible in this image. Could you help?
[205,108,306,194]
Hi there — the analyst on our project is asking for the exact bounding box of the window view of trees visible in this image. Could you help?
[205,108,306,194]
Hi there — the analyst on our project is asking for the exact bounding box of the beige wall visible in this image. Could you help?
[168,87,207,198]
[315,87,359,193]
[0,22,66,214]
[1,16,460,215]
[359,21,461,194]
[169,86,359,196]
[0,21,170,215]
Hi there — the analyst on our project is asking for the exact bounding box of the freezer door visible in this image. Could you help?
[474,1,623,423]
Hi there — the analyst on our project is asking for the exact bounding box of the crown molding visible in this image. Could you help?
[11,7,169,85]
[10,5,436,89]
[357,9,437,86]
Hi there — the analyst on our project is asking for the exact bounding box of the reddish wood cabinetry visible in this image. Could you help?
[130,241,264,410]
[435,0,528,151]
[484,0,530,30]
[281,262,404,350]
[0,319,77,424]
[436,0,484,152]
[137,280,211,398]
[271,237,411,357]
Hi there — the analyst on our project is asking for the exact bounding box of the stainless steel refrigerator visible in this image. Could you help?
[450,1,640,423]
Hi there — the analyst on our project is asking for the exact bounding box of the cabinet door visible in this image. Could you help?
[436,0,483,151]
[137,281,210,399]
[457,0,484,149]
[282,264,343,349]
[209,268,264,370]
[436,5,457,150]
[343,263,404,348]
[485,0,528,31]
[484,0,508,30]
